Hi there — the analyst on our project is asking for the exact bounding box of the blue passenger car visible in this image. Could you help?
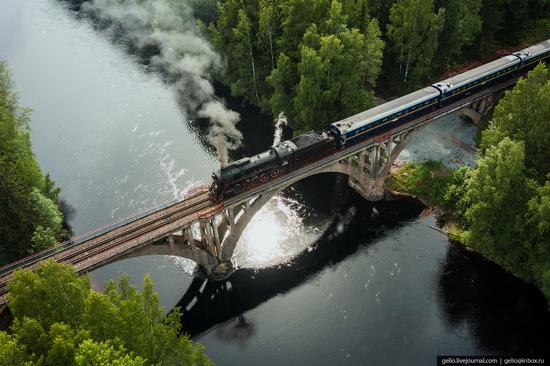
[330,39,550,149]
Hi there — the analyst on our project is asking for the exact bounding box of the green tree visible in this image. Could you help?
[294,25,378,131]
[232,9,261,105]
[209,0,248,90]
[443,166,472,226]
[8,260,89,328]
[481,63,550,182]
[0,331,31,366]
[497,0,530,46]
[467,0,505,57]
[277,0,330,59]
[526,178,550,298]
[268,52,298,121]
[209,1,274,108]
[341,0,370,31]
[364,18,385,89]
[75,340,145,366]
[0,61,65,264]
[5,259,212,366]
[258,0,281,71]
[386,0,445,88]
[463,138,535,276]
[435,0,481,71]
[272,0,384,131]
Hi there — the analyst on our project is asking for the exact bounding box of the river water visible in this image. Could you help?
[1,1,549,364]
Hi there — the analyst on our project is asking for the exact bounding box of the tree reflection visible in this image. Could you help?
[437,244,550,355]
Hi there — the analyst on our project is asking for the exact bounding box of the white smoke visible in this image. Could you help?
[199,101,241,166]
[272,112,288,147]
[82,0,242,166]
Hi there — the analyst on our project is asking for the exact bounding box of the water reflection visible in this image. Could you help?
[215,316,256,348]
[233,194,324,269]
[179,195,424,336]
[437,244,550,355]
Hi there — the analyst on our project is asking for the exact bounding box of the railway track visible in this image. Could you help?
[0,190,218,304]
[59,196,212,266]
[0,191,205,276]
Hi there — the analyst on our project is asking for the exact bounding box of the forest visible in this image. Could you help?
[0,260,211,365]
[205,0,550,132]
[207,0,550,301]
[0,62,67,265]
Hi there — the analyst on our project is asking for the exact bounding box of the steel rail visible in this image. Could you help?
[0,190,209,276]
[0,196,214,304]
[0,193,211,285]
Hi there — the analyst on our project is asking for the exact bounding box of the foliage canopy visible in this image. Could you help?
[2,260,212,366]
[0,61,66,265]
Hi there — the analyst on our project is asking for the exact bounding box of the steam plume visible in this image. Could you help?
[82,0,242,166]
[272,112,288,147]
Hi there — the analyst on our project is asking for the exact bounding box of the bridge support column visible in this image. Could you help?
[329,131,413,200]
[117,192,279,280]
[461,93,498,125]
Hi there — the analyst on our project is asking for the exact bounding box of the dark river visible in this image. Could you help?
[1,1,549,364]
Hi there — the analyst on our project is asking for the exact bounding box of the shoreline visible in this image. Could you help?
[385,165,549,303]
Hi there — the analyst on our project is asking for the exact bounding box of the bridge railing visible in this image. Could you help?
[0,185,209,277]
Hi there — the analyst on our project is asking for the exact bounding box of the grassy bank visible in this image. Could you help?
[387,161,467,241]
[387,161,452,208]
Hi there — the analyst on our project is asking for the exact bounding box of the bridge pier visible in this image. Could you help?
[115,193,279,280]
[323,130,413,201]
[460,93,498,125]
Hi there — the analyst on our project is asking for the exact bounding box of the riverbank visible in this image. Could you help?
[387,161,550,304]
[386,161,462,237]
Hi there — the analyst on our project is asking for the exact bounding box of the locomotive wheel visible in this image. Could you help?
[271,169,279,178]
[260,173,268,182]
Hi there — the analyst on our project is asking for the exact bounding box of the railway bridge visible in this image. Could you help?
[0,57,529,310]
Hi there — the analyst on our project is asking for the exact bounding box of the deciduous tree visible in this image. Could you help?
[436,0,481,70]
[464,138,535,276]
[0,61,65,264]
[386,0,445,87]
[4,260,212,366]
[481,63,550,182]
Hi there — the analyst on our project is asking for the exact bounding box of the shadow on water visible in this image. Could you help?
[437,245,550,356]
[178,187,425,337]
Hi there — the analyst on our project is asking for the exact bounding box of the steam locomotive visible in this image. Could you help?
[210,39,550,202]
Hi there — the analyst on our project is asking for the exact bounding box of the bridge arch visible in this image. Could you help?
[90,93,500,281]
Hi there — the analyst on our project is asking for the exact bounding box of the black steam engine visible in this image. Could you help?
[210,132,334,201]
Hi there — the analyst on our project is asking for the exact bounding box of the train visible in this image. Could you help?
[210,39,550,202]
